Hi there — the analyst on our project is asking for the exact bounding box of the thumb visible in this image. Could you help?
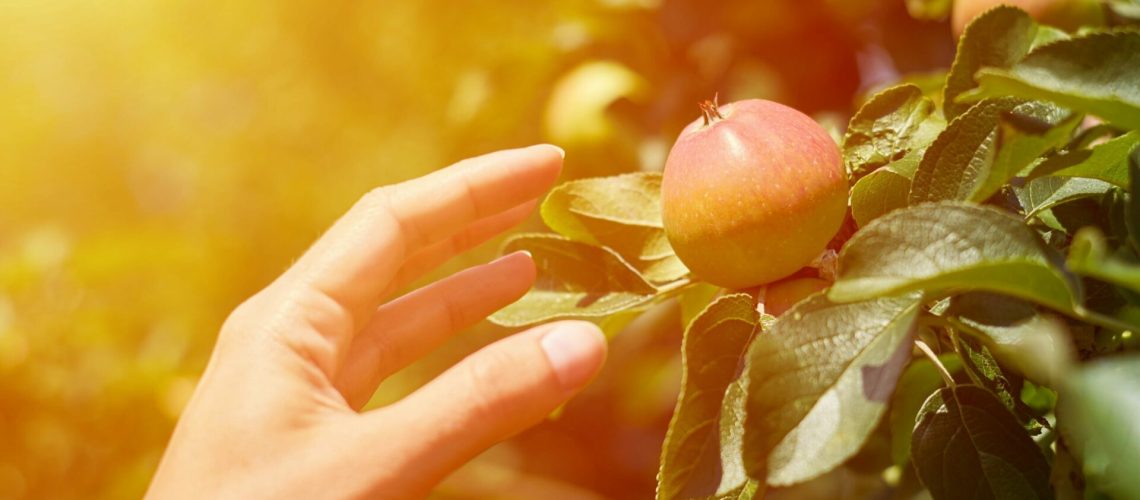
[363,321,606,491]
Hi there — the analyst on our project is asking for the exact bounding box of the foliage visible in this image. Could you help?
[493,7,1140,499]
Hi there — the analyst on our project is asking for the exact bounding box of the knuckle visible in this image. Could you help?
[442,297,467,333]
[220,293,264,338]
[461,349,516,420]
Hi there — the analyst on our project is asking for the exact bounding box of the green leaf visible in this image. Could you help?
[945,293,1074,387]
[1017,176,1115,218]
[743,293,921,486]
[709,382,762,500]
[970,102,1082,202]
[541,172,689,283]
[490,234,658,327]
[944,6,1037,119]
[964,31,1140,130]
[1058,356,1140,499]
[830,202,1079,314]
[1067,227,1140,294]
[843,84,942,180]
[911,98,1073,203]
[888,354,962,466]
[1028,130,1140,188]
[658,294,759,500]
[951,332,1034,422]
[911,385,1053,499]
[851,168,911,227]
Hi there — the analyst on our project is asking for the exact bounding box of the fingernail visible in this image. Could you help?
[547,144,566,159]
[540,322,606,393]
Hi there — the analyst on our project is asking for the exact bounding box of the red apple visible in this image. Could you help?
[661,98,848,290]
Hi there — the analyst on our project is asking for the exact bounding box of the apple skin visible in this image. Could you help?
[661,99,847,290]
[765,277,831,317]
[951,0,1105,38]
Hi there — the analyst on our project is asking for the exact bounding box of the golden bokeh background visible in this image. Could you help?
[0,1,950,497]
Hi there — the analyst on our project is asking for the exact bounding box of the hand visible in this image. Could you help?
[146,145,608,499]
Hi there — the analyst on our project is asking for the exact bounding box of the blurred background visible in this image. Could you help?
[0,0,953,498]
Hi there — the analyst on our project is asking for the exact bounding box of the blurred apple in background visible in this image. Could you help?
[952,0,1106,37]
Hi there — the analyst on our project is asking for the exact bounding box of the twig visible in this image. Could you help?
[915,339,956,388]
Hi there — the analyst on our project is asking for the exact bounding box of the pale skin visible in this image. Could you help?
[146,145,608,499]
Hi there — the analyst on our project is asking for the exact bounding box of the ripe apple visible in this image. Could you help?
[764,277,832,317]
[661,98,847,290]
[951,0,1105,38]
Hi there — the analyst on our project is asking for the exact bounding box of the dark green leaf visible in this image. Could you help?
[743,293,921,486]
[658,294,759,500]
[951,332,1028,418]
[965,31,1140,130]
[843,84,943,180]
[889,354,962,466]
[911,385,1053,499]
[541,172,688,283]
[1018,176,1115,218]
[1067,227,1140,294]
[490,234,658,327]
[944,6,1037,119]
[1028,130,1140,188]
[851,168,911,227]
[830,202,1079,314]
[909,99,1019,204]
[1058,356,1140,499]
[971,102,1082,202]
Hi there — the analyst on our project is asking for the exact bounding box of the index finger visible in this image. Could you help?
[281,144,562,346]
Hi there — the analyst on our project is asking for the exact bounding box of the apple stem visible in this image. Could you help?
[700,93,724,126]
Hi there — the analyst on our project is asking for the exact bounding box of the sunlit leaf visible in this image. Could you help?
[909,98,1019,204]
[851,168,911,227]
[970,101,1081,202]
[743,293,921,486]
[541,172,688,283]
[490,234,658,327]
[1028,130,1140,188]
[830,202,1079,313]
[911,385,1053,499]
[944,6,1036,119]
[1017,176,1115,218]
[843,84,942,180]
[964,31,1140,130]
[658,294,759,500]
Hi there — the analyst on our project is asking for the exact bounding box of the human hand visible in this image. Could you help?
[146,145,607,499]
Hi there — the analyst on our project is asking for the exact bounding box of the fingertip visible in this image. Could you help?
[526,143,564,181]
[498,250,538,288]
[541,143,566,160]
[538,321,607,394]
